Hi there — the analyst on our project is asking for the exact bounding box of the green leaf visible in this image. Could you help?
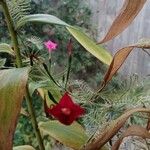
[13,145,35,150]
[66,27,112,65]
[0,43,15,55]
[16,14,112,65]
[39,121,88,149]
[0,68,29,150]
[0,58,6,68]
[29,80,61,100]
[16,14,69,29]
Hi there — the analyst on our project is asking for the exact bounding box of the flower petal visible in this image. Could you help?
[48,104,62,118]
[48,105,73,125]
[72,104,85,118]
[59,92,74,108]
[47,92,85,125]
[44,40,57,52]
[57,115,75,125]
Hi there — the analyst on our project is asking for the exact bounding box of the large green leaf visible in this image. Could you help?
[39,121,88,149]
[67,27,112,65]
[0,68,29,150]
[16,14,112,65]
[16,14,69,29]
[13,145,35,150]
[0,43,15,55]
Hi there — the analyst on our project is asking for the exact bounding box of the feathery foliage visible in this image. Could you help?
[6,0,31,24]
[81,76,150,135]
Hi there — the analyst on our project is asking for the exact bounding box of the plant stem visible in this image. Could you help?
[1,1,45,150]
[1,0,22,67]
[25,86,45,150]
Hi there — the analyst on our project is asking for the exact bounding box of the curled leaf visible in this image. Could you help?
[112,125,150,150]
[99,40,150,91]
[83,108,150,150]
[99,0,147,43]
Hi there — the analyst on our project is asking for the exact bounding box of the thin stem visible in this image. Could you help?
[65,56,72,89]
[1,1,45,150]
[25,86,45,150]
[1,0,22,67]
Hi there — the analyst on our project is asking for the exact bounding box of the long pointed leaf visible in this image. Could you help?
[83,108,150,150]
[16,14,69,29]
[99,0,146,43]
[16,13,112,65]
[0,68,29,150]
[67,26,112,65]
[99,41,150,91]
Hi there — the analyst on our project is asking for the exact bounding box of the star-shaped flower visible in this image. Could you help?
[44,40,57,52]
[45,92,85,125]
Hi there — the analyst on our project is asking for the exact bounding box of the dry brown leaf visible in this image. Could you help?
[112,125,150,150]
[101,46,134,89]
[82,108,150,150]
[99,40,150,92]
[98,0,146,44]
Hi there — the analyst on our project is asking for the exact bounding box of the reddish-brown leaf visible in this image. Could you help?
[0,68,29,150]
[98,0,146,44]
[112,125,150,150]
[99,40,150,91]
[100,46,134,90]
[83,108,150,150]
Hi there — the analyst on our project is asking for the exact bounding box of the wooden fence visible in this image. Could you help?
[87,0,150,77]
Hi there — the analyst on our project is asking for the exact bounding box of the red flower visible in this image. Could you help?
[46,92,85,125]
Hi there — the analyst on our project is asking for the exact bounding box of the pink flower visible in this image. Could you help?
[45,92,85,125]
[44,40,57,52]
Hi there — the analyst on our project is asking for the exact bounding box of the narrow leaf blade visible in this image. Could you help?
[99,41,150,91]
[99,0,146,43]
[100,46,134,89]
[67,26,112,65]
[16,14,69,29]
[15,13,112,65]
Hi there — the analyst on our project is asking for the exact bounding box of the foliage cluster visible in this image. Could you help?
[0,0,150,150]
[11,0,100,148]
